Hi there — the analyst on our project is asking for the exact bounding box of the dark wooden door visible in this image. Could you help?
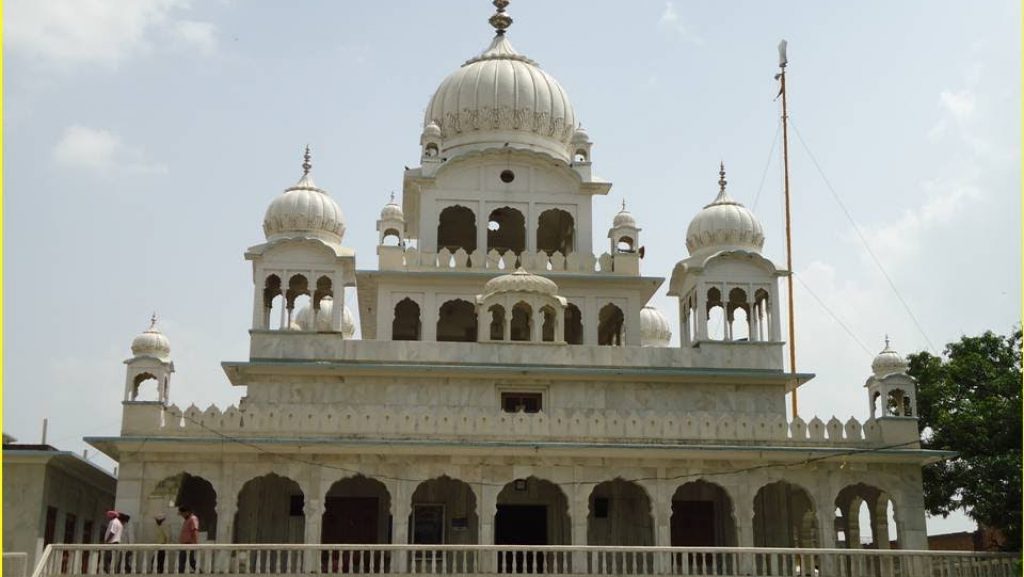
[671,500,716,546]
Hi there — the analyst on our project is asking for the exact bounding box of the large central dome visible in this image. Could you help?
[423,5,576,162]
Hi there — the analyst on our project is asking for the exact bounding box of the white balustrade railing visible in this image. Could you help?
[147,404,883,449]
[29,544,1021,577]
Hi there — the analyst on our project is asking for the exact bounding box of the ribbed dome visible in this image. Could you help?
[482,268,558,299]
[640,305,672,347]
[424,33,576,162]
[380,198,404,222]
[613,205,637,229]
[131,315,171,361]
[686,164,764,256]
[291,297,355,337]
[871,338,908,377]
[263,149,345,244]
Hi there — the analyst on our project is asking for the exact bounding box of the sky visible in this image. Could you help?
[4,0,1019,537]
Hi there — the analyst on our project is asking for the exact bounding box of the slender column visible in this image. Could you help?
[570,479,589,572]
[503,307,511,341]
[530,310,541,342]
[252,284,265,329]
[555,311,564,343]
[695,285,709,341]
[392,479,412,572]
[331,277,344,333]
[478,481,499,572]
[477,309,489,342]
[278,292,287,330]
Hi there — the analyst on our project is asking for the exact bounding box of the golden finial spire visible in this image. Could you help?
[489,0,512,35]
[718,161,727,193]
[302,145,312,176]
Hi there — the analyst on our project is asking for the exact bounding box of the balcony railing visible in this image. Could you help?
[30,544,1020,577]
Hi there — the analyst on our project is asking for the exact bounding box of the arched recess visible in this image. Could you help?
[314,276,334,311]
[149,473,218,541]
[536,209,575,255]
[706,287,724,340]
[598,303,624,346]
[540,305,557,342]
[263,275,283,329]
[131,373,160,402]
[510,302,532,342]
[754,288,771,341]
[487,207,526,255]
[489,304,506,341]
[615,236,635,253]
[564,304,583,345]
[728,288,749,341]
[382,228,402,246]
[392,298,422,341]
[587,479,653,546]
[234,473,305,543]
[437,299,477,342]
[437,206,477,253]
[321,476,392,573]
[753,481,818,548]
[410,476,479,545]
[834,483,900,550]
[670,480,737,546]
[495,477,570,546]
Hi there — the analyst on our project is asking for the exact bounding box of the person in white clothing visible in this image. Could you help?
[103,511,123,573]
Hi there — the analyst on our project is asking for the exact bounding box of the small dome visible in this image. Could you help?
[871,337,908,377]
[424,29,576,162]
[131,315,171,360]
[291,297,356,337]
[571,126,591,144]
[263,148,346,244]
[380,196,404,222]
[640,305,672,347]
[482,268,558,299]
[422,121,442,140]
[613,203,637,229]
[686,163,764,256]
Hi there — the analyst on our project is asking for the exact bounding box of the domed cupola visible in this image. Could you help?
[423,0,577,162]
[640,305,672,347]
[131,313,171,361]
[477,268,567,343]
[871,336,909,378]
[263,146,346,244]
[686,163,765,256]
[609,200,641,254]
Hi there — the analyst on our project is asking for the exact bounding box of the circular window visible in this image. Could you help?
[500,170,515,183]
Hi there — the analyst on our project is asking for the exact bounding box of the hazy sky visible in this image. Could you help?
[4,0,1019,536]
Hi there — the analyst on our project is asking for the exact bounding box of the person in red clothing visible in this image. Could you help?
[177,506,199,572]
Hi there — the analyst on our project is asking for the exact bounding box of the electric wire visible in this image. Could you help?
[751,119,781,213]
[793,274,875,358]
[788,119,937,354]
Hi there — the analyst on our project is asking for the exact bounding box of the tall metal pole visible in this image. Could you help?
[778,41,798,417]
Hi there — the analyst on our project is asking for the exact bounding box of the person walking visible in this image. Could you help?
[153,514,169,573]
[177,506,199,573]
[117,513,134,572]
[103,511,123,573]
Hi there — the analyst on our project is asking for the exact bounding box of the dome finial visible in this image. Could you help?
[489,0,512,35]
[389,191,396,204]
[302,145,312,176]
[149,312,158,330]
[718,161,727,193]
[621,198,627,211]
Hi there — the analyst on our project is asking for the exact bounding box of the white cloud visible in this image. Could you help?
[658,2,704,45]
[173,20,218,54]
[5,0,217,67]
[53,125,167,176]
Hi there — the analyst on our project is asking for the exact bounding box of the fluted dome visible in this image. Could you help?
[380,198,404,222]
[686,164,764,256]
[263,149,345,244]
[613,206,637,229]
[291,297,356,337]
[482,268,558,299]
[131,315,171,361]
[640,305,672,347]
[871,338,908,377]
[424,32,576,162]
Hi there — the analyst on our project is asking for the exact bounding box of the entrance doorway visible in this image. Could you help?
[671,501,715,546]
[496,505,548,573]
[323,497,379,544]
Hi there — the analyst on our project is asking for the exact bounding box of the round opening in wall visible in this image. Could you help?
[500,170,515,183]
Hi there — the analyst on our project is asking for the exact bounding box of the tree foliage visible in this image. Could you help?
[907,329,1022,550]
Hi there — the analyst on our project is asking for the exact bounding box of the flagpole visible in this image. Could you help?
[777,40,798,417]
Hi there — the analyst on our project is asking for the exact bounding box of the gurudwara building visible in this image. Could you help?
[85,1,952,572]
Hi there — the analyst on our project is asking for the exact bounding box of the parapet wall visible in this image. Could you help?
[379,247,639,275]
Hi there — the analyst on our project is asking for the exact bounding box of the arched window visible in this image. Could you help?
[487,207,526,255]
[565,303,583,345]
[754,288,770,341]
[437,299,477,342]
[437,206,477,253]
[131,373,160,402]
[381,228,402,246]
[263,275,282,329]
[315,276,333,311]
[424,143,439,157]
[489,304,506,341]
[615,236,635,253]
[888,389,907,416]
[392,298,421,341]
[706,287,724,340]
[728,288,749,341]
[510,302,532,342]
[537,209,575,255]
[574,149,588,163]
[541,305,556,342]
[598,303,624,346]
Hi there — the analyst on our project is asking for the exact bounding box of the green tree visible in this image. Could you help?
[907,329,1022,550]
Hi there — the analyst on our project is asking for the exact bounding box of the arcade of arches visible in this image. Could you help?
[148,473,906,549]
